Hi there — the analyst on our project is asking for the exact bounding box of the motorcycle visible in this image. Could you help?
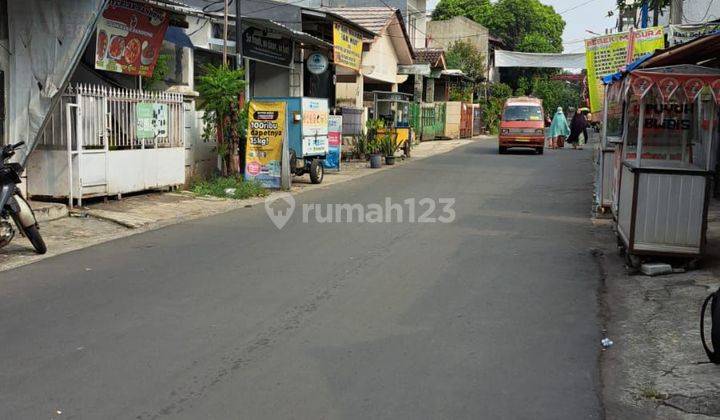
[0,141,47,254]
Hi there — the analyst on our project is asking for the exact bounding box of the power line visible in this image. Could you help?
[558,0,601,15]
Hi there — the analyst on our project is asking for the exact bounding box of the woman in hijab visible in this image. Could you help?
[548,107,570,149]
[567,107,589,150]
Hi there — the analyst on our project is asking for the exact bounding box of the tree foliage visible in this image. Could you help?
[445,40,486,82]
[529,77,581,116]
[196,64,246,176]
[484,82,513,133]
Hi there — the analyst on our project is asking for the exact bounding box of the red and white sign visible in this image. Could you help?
[626,69,720,104]
[95,0,169,77]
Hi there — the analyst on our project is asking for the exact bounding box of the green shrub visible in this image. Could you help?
[190,176,268,200]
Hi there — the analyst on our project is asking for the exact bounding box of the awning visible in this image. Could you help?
[164,26,194,48]
[204,14,332,50]
[495,50,586,69]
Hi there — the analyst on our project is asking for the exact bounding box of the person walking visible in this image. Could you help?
[548,107,570,149]
[567,107,589,150]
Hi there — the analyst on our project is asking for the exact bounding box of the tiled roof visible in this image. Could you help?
[415,48,444,65]
[323,7,396,36]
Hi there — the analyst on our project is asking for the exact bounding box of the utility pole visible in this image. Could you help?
[235,0,242,70]
[223,0,229,66]
[670,0,683,24]
[652,0,660,26]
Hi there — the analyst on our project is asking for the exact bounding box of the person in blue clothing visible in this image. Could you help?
[547,107,570,149]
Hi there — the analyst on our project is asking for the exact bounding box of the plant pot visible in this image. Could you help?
[385,155,395,165]
[369,154,382,168]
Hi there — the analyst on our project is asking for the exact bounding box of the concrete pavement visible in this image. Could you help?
[0,139,602,419]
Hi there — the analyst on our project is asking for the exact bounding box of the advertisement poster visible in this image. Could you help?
[95,0,170,77]
[301,98,329,156]
[324,115,342,170]
[585,27,664,112]
[245,101,286,188]
[136,102,168,139]
[242,27,293,67]
[333,22,363,71]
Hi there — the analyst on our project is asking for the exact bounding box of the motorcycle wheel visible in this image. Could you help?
[12,215,47,255]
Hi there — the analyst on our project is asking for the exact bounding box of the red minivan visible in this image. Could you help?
[498,97,545,155]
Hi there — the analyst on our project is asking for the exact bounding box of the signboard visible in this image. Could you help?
[585,27,664,112]
[136,102,168,139]
[307,52,329,75]
[669,23,720,47]
[301,98,329,155]
[95,0,170,77]
[333,22,363,71]
[242,27,293,67]
[245,101,286,188]
[324,115,342,170]
[397,64,431,76]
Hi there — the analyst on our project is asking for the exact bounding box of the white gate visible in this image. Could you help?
[28,84,185,205]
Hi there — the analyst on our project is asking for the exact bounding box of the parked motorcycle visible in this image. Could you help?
[0,141,47,254]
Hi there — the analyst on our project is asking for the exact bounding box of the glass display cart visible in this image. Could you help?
[372,91,413,156]
[597,82,625,214]
[614,65,720,268]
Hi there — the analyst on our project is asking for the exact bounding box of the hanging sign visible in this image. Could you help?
[585,27,664,112]
[95,0,170,77]
[242,27,293,67]
[333,22,363,71]
[136,102,168,139]
[627,71,720,103]
[245,101,286,188]
[324,115,342,170]
[307,52,329,75]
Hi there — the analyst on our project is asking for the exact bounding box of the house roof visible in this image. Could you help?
[323,7,395,36]
[415,48,446,69]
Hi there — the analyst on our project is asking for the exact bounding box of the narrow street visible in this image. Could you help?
[0,139,602,419]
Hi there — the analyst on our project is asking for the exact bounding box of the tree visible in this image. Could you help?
[196,64,246,176]
[530,77,581,116]
[432,0,491,21]
[445,40,486,82]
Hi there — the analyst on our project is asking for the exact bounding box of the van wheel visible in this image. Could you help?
[537,147,544,155]
[499,146,507,154]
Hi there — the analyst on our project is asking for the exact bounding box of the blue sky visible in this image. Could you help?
[426,0,619,53]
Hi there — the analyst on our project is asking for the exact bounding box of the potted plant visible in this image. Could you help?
[366,119,384,168]
[380,133,399,165]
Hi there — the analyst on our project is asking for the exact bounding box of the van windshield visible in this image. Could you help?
[503,105,543,122]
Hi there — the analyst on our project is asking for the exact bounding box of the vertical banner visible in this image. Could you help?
[324,115,343,170]
[585,27,664,112]
[245,101,286,188]
[95,0,170,77]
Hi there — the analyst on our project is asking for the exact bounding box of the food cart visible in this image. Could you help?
[372,91,413,156]
[596,82,625,214]
[255,97,329,184]
[614,65,720,268]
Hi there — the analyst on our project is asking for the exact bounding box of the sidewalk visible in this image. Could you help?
[599,199,720,419]
[0,137,481,272]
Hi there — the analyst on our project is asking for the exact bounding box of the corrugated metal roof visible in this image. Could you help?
[322,7,396,36]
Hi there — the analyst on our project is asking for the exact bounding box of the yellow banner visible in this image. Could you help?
[585,27,664,112]
[333,22,363,71]
[245,101,286,188]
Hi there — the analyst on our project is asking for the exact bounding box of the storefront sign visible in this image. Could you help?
[307,52,329,75]
[245,101,286,188]
[627,71,720,103]
[301,98,329,155]
[333,22,363,71]
[669,23,720,47]
[324,115,342,170]
[95,0,170,77]
[242,27,293,67]
[585,27,664,112]
[136,102,168,139]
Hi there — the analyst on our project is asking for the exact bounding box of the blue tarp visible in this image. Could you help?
[164,26,194,48]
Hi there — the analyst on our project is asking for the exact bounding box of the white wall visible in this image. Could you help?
[682,0,720,23]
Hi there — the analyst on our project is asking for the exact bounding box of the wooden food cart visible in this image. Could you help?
[372,91,413,156]
[614,65,720,268]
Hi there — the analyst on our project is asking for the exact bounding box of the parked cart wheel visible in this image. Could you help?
[624,253,641,273]
[309,159,324,184]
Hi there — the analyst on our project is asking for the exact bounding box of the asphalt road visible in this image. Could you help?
[1,139,602,419]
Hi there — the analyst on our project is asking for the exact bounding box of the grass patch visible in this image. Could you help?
[639,387,668,401]
[189,176,269,200]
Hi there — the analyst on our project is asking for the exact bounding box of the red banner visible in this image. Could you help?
[95,0,169,77]
[627,70,720,104]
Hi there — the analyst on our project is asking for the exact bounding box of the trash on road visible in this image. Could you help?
[640,263,673,276]
[601,338,614,349]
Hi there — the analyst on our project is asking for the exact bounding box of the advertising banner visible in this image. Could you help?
[245,101,286,188]
[669,23,720,47]
[333,22,363,71]
[324,115,342,170]
[585,27,664,112]
[95,0,170,77]
[136,102,168,139]
[301,98,330,156]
